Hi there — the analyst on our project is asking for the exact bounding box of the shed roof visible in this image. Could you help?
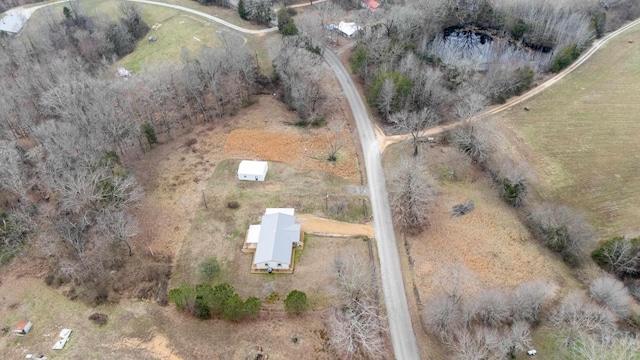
[364,0,380,10]
[338,21,361,37]
[253,212,300,265]
[238,160,268,176]
[0,12,25,34]
[13,320,32,334]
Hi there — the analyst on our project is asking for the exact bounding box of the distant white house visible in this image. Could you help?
[117,67,132,78]
[244,208,302,272]
[338,21,362,37]
[238,160,269,181]
[0,12,26,34]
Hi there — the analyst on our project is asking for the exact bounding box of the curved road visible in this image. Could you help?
[127,0,278,34]
[324,50,421,360]
[382,16,640,151]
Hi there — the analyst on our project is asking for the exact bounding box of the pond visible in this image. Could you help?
[427,26,553,71]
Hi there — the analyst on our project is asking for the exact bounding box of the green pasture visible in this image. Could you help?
[28,0,275,72]
[497,23,640,238]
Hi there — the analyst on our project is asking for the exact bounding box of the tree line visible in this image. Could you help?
[0,1,260,302]
[425,267,640,359]
[345,0,639,134]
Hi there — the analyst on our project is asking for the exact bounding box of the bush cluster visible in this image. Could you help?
[168,283,261,321]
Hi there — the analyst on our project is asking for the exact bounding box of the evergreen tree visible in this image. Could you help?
[284,290,308,314]
[238,0,249,20]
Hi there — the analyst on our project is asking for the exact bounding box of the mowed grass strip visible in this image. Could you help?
[496,23,640,237]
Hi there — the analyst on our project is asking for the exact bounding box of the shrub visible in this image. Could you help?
[550,43,581,73]
[88,313,108,326]
[501,178,527,207]
[284,290,308,314]
[590,12,606,39]
[221,293,245,322]
[141,123,157,146]
[350,45,367,75]
[244,296,261,319]
[198,257,221,281]
[168,284,196,312]
[281,19,298,37]
[227,200,240,209]
[238,0,249,20]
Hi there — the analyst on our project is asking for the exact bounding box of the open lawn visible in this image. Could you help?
[28,0,276,73]
[494,23,640,238]
[118,3,226,72]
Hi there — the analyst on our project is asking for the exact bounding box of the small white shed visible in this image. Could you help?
[13,320,32,335]
[238,160,268,181]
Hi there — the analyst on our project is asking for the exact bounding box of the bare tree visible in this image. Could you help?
[529,203,596,265]
[571,330,640,360]
[0,141,28,199]
[390,107,441,156]
[510,280,556,323]
[591,236,640,277]
[387,156,438,233]
[329,255,387,360]
[443,327,489,360]
[466,288,511,328]
[326,119,347,161]
[451,120,495,164]
[273,41,326,122]
[453,85,487,121]
[425,292,462,339]
[550,291,616,346]
[376,78,395,119]
[97,208,139,256]
[589,276,633,319]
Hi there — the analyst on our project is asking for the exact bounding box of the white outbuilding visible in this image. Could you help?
[237,160,269,181]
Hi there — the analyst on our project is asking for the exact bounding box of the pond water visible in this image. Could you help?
[427,27,553,71]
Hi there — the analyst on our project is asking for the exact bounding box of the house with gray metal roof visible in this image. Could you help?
[0,12,26,34]
[244,208,302,273]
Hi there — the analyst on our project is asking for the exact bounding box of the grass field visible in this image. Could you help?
[494,23,640,238]
[29,0,276,73]
[171,159,370,288]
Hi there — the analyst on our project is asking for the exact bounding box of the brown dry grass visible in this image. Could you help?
[383,141,582,359]
[0,88,373,359]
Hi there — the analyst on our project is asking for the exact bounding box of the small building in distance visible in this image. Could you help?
[243,208,303,273]
[337,21,362,38]
[0,12,25,35]
[361,0,381,11]
[237,160,269,182]
[13,320,32,335]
